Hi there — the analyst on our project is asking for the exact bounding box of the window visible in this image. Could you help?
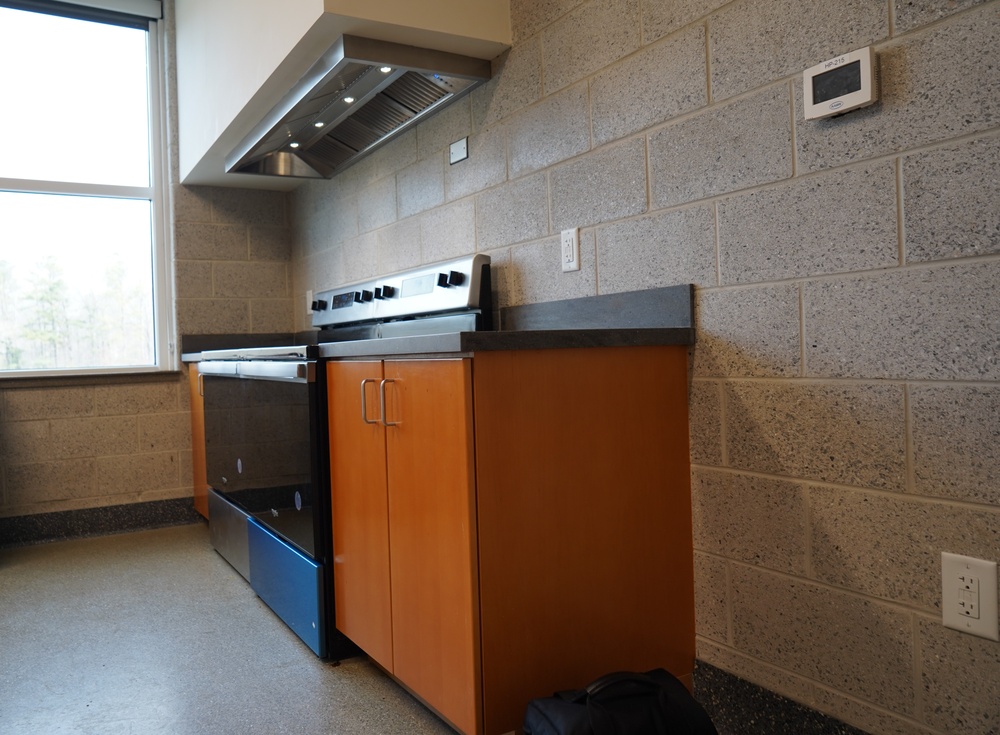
[0,0,171,377]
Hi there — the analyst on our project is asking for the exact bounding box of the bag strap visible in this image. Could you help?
[584,671,670,735]
[585,671,661,698]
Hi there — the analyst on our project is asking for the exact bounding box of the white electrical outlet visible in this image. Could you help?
[942,552,999,641]
[561,228,580,272]
[306,290,314,315]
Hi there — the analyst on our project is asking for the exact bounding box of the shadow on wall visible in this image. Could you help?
[688,331,912,705]
[686,295,1000,733]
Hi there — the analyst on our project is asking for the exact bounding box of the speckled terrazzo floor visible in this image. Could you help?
[0,523,452,735]
[0,521,876,735]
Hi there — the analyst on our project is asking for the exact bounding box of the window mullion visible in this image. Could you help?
[0,177,154,200]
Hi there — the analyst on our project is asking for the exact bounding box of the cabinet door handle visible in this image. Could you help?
[380,378,400,427]
[360,379,378,424]
[197,372,204,397]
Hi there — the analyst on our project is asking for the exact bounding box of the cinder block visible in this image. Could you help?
[724,380,906,490]
[643,0,728,44]
[688,380,723,466]
[591,24,706,145]
[692,468,808,575]
[472,41,543,129]
[694,284,801,378]
[397,155,445,220]
[508,82,591,177]
[649,84,792,208]
[893,0,992,34]
[919,618,1000,733]
[507,231,597,305]
[541,0,641,94]
[596,204,716,294]
[904,136,1000,263]
[810,485,1000,610]
[717,161,898,284]
[476,173,550,250]
[911,384,1000,505]
[419,199,477,264]
[693,551,729,643]
[550,137,647,230]
[214,262,287,299]
[173,222,247,261]
[803,261,1000,381]
[445,125,507,201]
[710,0,886,102]
[732,565,915,713]
[357,177,397,234]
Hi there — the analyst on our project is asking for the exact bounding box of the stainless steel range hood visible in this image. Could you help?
[225,35,491,180]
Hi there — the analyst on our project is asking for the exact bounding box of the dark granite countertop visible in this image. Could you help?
[182,285,694,362]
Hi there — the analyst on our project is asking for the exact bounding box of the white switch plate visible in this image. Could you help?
[305,290,314,315]
[942,552,999,641]
[449,137,468,164]
[561,228,580,272]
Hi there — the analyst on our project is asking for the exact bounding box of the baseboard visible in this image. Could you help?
[0,498,203,549]
[693,661,870,735]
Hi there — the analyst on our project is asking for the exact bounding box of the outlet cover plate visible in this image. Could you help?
[942,552,999,641]
[561,228,580,272]
[450,137,468,165]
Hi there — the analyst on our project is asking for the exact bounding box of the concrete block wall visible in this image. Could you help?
[172,185,293,336]
[0,379,193,517]
[289,1,1000,731]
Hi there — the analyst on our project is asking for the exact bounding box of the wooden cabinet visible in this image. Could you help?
[328,346,694,735]
[187,363,209,519]
[328,359,480,734]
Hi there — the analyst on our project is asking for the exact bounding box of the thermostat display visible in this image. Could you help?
[803,46,877,120]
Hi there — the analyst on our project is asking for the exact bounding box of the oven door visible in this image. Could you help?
[199,359,317,556]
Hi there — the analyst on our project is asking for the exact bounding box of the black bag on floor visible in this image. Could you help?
[523,668,717,735]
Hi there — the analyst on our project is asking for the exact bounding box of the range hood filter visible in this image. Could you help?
[226,35,492,179]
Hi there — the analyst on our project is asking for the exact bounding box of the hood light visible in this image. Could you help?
[314,121,325,128]
[289,141,300,149]
[343,96,355,104]
[380,66,392,73]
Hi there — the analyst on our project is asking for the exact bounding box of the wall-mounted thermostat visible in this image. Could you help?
[803,46,877,120]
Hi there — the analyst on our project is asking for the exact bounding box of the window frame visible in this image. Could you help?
[0,0,175,379]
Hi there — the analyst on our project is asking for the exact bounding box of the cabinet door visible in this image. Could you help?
[327,360,393,670]
[187,364,209,519]
[383,359,481,735]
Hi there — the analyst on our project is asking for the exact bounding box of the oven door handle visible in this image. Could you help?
[198,360,315,383]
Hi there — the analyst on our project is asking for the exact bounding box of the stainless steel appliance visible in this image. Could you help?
[198,254,492,658]
[227,35,491,180]
[198,344,356,658]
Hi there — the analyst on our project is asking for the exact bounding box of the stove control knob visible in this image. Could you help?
[381,285,395,298]
[311,299,328,311]
[361,289,374,302]
[437,271,464,288]
[353,291,363,303]
[374,287,383,300]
